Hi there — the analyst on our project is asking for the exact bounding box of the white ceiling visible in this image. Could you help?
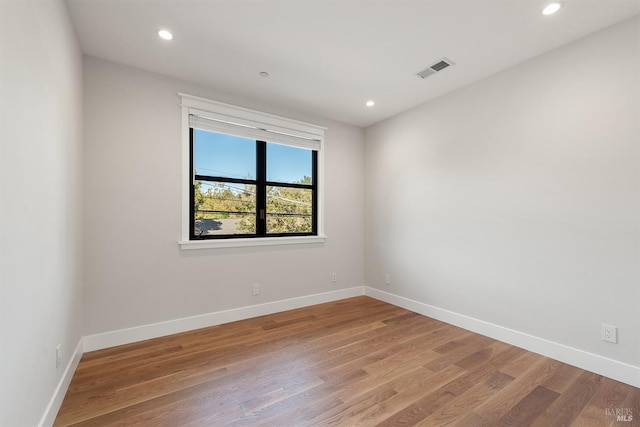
[66,0,640,127]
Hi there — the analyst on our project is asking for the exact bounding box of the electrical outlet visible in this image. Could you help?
[384,274,391,285]
[331,272,337,283]
[252,283,260,296]
[601,324,617,343]
[55,345,62,369]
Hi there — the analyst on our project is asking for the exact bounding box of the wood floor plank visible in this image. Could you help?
[54,296,639,426]
[413,342,522,426]
[530,371,603,427]
[570,376,635,427]
[497,385,560,426]
[340,365,468,426]
[466,356,563,424]
[610,386,640,427]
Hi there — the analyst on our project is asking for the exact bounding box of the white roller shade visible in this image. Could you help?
[181,94,324,150]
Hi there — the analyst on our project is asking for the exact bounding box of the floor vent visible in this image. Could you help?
[417,58,455,79]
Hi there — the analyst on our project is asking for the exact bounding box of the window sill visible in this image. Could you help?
[178,235,327,250]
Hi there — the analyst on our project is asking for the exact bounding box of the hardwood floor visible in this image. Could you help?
[54,297,639,426]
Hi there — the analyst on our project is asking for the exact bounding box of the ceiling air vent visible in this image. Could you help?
[416,58,455,79]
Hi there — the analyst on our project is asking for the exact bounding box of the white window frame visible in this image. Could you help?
[178,93,327,250]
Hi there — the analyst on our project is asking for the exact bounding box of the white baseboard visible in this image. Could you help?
[365,286,640,389]
[39,286,639,426]
[38,338,84,427]
[84,286,365,352]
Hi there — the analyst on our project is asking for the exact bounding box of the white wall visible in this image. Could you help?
[82,57,365,336]
[365,15,639,372]
[0,0,84,425]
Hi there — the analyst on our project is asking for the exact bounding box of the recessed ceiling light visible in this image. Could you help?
[366,100,375,107]
[542,2,562,15]
[158,29,173,40]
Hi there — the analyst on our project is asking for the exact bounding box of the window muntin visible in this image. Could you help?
[190,128,317,239]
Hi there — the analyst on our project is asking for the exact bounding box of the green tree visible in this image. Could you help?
[195,177,312,234]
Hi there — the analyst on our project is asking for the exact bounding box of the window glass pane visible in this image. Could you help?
[194,180,256,236]
[194,129,256,180]
[266,186,312,234]
[267,142,312,184]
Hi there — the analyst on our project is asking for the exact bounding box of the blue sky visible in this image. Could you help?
[194,129,311,183]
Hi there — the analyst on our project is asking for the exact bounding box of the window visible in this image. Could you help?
[191,129,317,238]
[180,94,326,249]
